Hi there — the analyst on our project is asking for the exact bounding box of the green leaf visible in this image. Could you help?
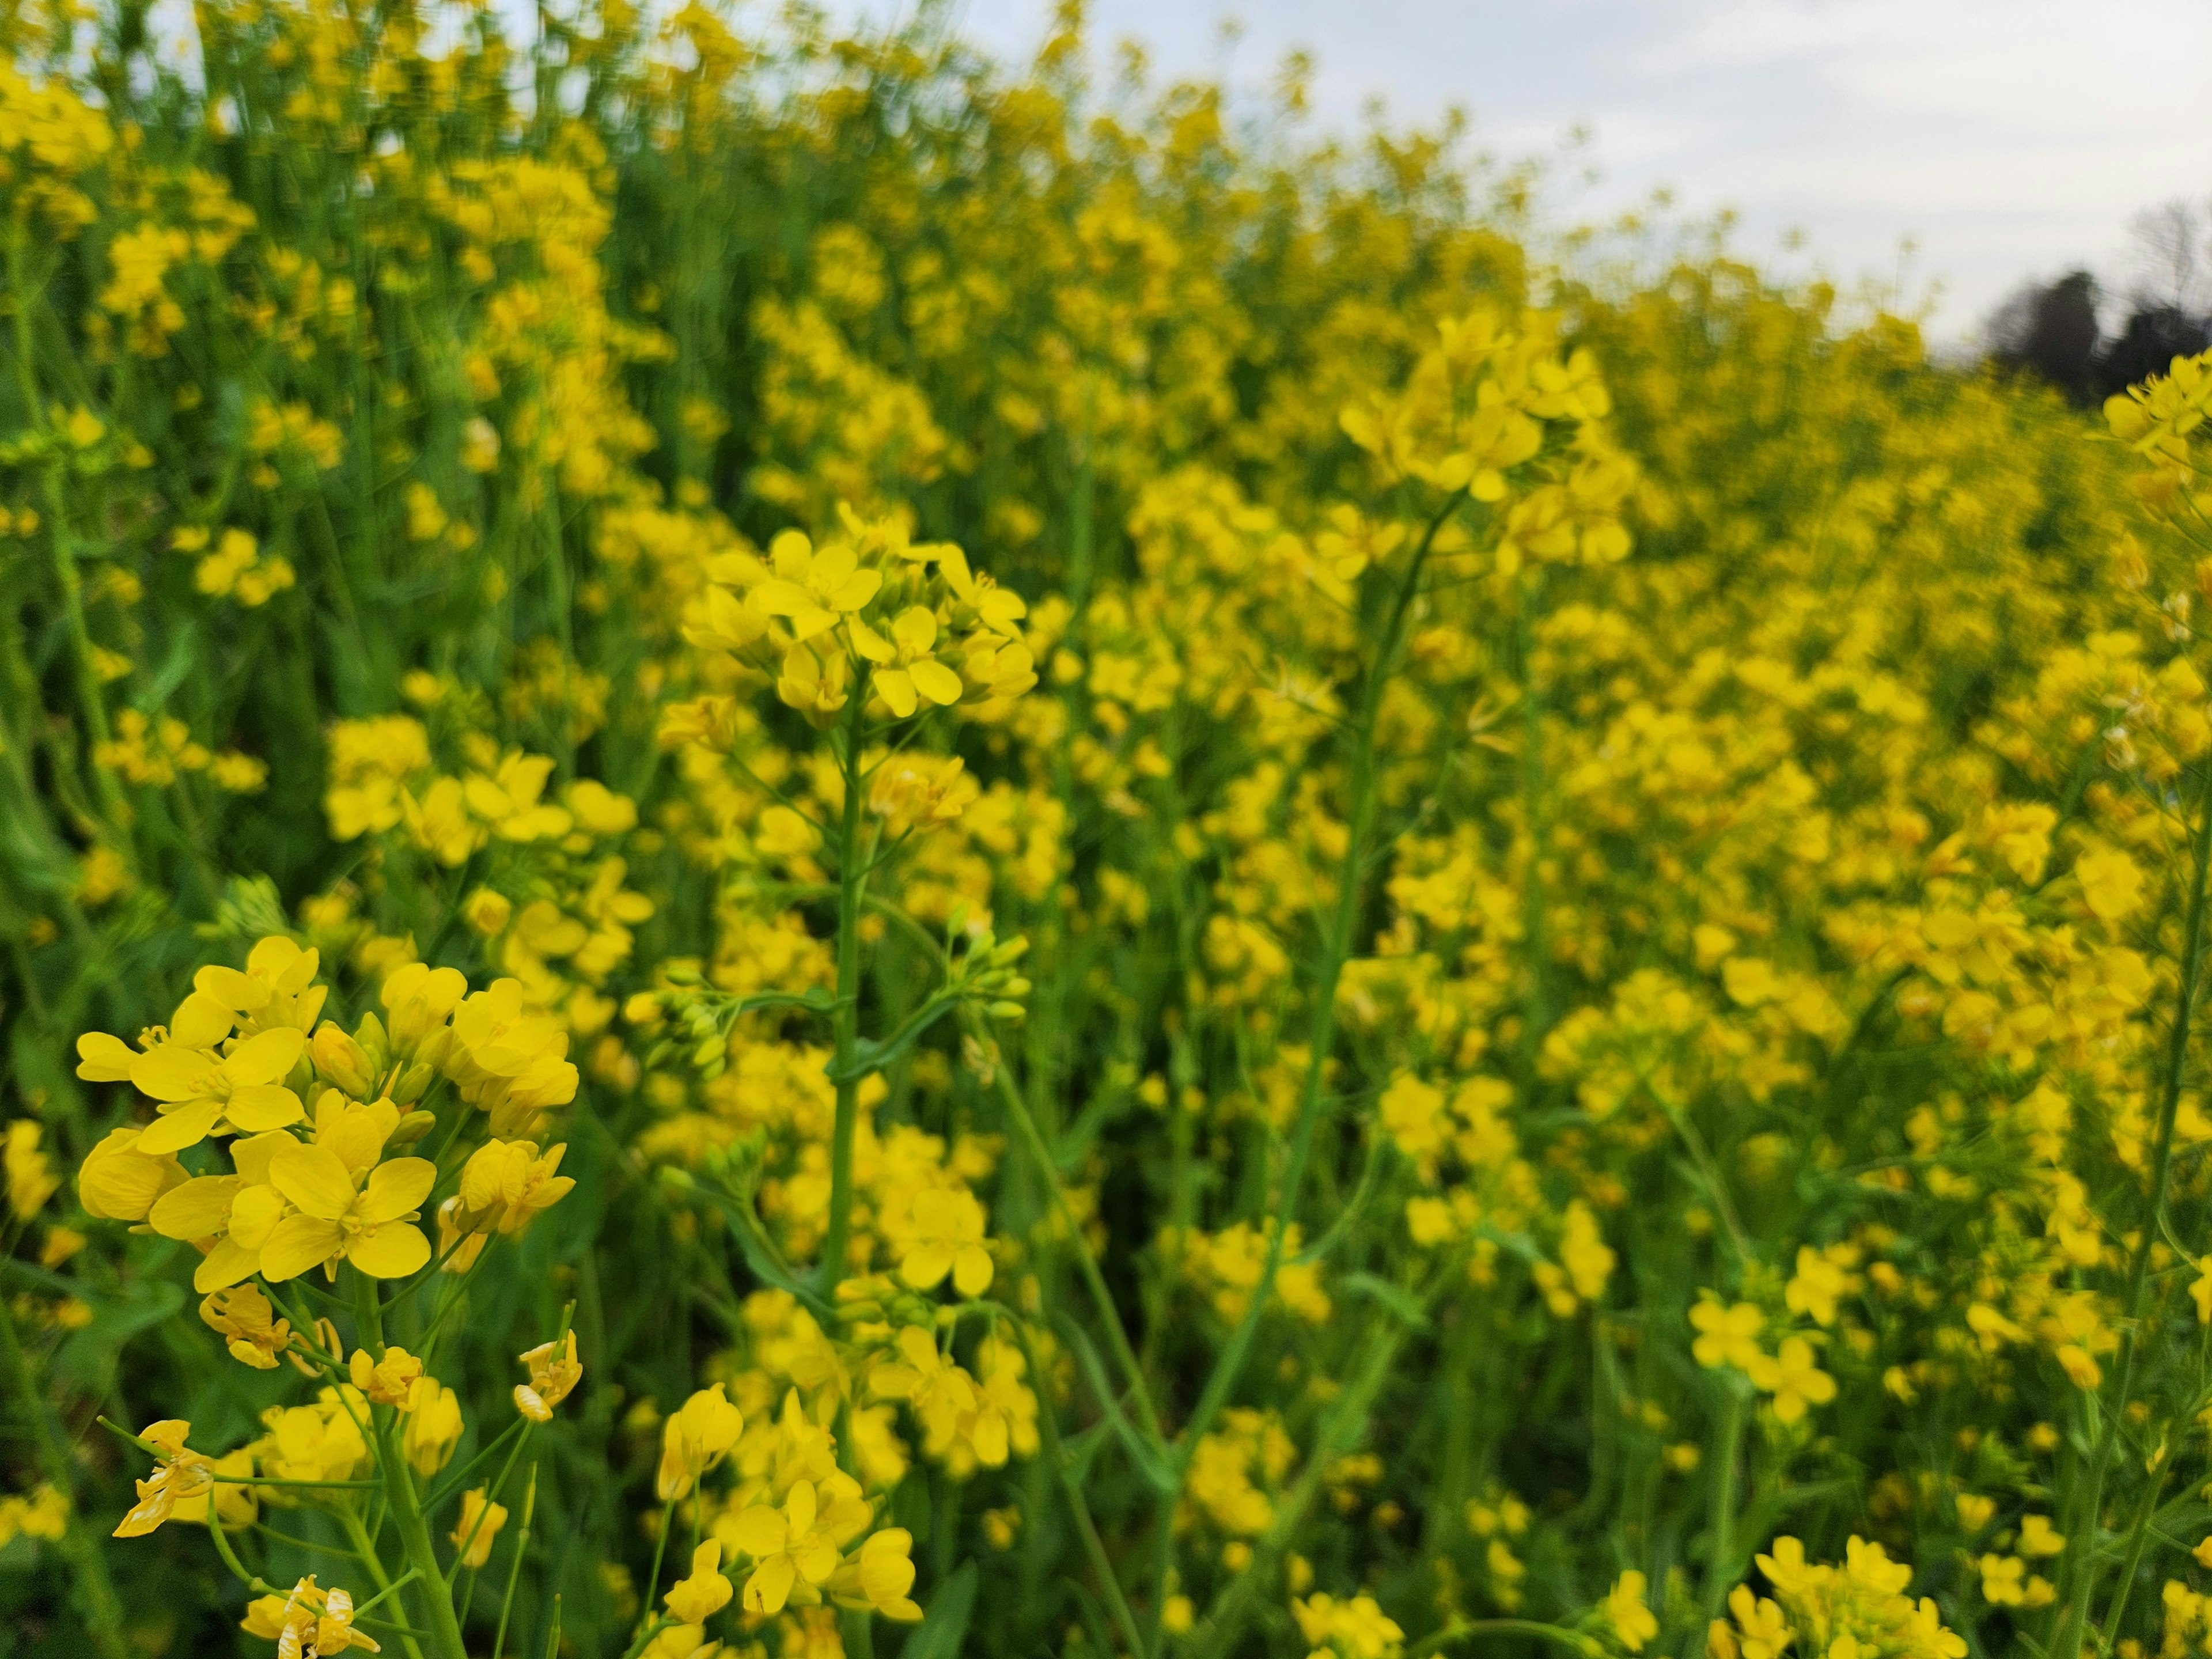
[1339,1271,1430,1332]
[834,993,960,1084]
[703,1183,834,1318]
[898,1559,978,1659]
[52,1275,187,1393]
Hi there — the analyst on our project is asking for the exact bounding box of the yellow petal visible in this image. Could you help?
[797,1537,840,1585]
[891,606,937,654]
[362,1158,437,1224]
[900,1242,953,1290]
[952,1244,995,1299]
[225,1085,305,1132]
[745,1554,796,1616]
[228,1183,289,1251]
[149,1176,238,1241]
[224,1027,306,1088]
[135,1099,226,1156]
[754,578,814,617]
[194,1237,262,1293]
[75,1032,138,1082]
[347,1222,431,1278]
[728,1505,786,1557]
[194,964,272,1013]
[768,529,812,579]
[847,615,893,663]
[875,669,919,718]
[910,660,964,707]
[247,936,319,994]
[271,1144,358,1221]
[827,569,882,612]
[229,1130,292,1186]
[169,992,236,1049]
[810,545,858,589]
[131,1046,218,1104]
[259,1215,343,1282]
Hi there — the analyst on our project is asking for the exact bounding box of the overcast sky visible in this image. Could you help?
[840,0,2212,344]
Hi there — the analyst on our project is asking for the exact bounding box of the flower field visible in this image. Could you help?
[8,3,2212,1657]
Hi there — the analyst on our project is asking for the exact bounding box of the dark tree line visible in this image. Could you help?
[1985,200,2211,404]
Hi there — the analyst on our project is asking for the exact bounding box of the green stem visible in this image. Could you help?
[987,1051,1161,1440]
[1002,1316,1149,1659]
[1173,484,1465,1464]
[8,219,131,846]
[2054,752,2212,1657]
[1192,1316,1408,1659]
[490,1464,538,1659]
[1705,1387,1747,1618]
[819,684,870,1292]
[355,1274,471,1659]
[340,1506,431,1659]
[0,1298,127,1659]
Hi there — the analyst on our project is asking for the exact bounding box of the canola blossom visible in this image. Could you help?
[7,2,2212,1657]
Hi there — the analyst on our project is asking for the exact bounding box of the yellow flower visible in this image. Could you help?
[657,1384,744,1499]
[854,605,964,718]
[665,1539,734,1623]
[868,1325,979,1452]
[349,1344,425,1406]
[897,1187,994,1298]
[1747,1336,1836,1424]
[514,1332,584,1423]
[458,1138,577,1234]
[2073,846,2144,922]
[1689,1299,1763,1371]
[2017,1514,2064,1557]
[776,639,851,725]
[124,1025,309,1155]
[199,1283,291,1369]
[754,529,882,641]
[146,1127,293,1291]
[75,1127,187,1222]
[1605,1570,1659,1653]
[243,1575,381,1655]
[729,1478,843,1614]
[831,1527,924,1622]
[112,1420,213,1537]
[3,1120,58,1220]
[1978,1553,2025,1606]
[936,545,1025,638]
[1783,1247,1852,1328]
[257,1147,436,1282]
[450,1487,509,1570]
[404,1379,464,1475]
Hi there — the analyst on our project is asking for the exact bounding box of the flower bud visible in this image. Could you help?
[354,1010,392,1074]
[388,1109,439,1146]
[310,1023,374,1099]
[391,1062,437,1106]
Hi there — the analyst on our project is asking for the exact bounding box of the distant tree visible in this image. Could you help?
[1986,270,2101,404]
[2096,304,2210,400]
[2092,199,2212,399]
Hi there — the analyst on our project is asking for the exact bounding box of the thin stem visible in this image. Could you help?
[820,682,871,1292]
[356,1274,472,1659]
[1174,484,1466,1464]
[1001,1315,1149,1659]
[987,1046,1161,1441]
[2054,751,2212,1657]
[490,1464,539,1659]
